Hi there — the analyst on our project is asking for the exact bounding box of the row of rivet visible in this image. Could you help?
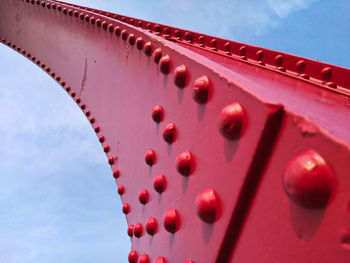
[25,0,340,90]
[54,1,341,90]
[128,250,194,263]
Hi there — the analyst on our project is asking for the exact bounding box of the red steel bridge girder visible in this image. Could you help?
[1,1,350,262]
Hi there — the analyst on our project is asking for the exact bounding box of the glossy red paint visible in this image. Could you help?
[1,1,350,262]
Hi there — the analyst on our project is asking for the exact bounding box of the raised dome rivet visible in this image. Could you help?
[163,208,180,233]
[153,174,166,193]
[76,98,81,104]
[275,54,283,67]
[113,169,120,179]
[127,225,134,237]
[108,157,115,165]
[73,11,78,17]
[139,254,150,263]
[138,189,149,205]
[128,250,138,263]
[122,203,130,214]
[296,60,306,74]
[94,126,100,133]
[196,188,218,224]
[136,37,143,50]
[80,104,86,110]
[118,185,125,195]
[103,145,110,153]
[102,21,108,30]
[65,86,71,92]
[239,45,246,58]
[133,223,143,238]
[183,260,194,263]
[152,105,164,123]
[218,103,244,140]
[85,110,91,117]
[174,64,187,88]
[154,256,168,263]
[146,217,158,236]
[89,117,95,124]
[153,48,162,63]
[176,150,195,176]
[256,50,264,64]
[128,34,135,45]
[145,149,156,166]
[99,136,105,143]
[85,15,90,22]
[163,123,176,144]
[321,67,332,82]
[283,150,334,209]
[193,75,209,104]
[96,19,101,27]
[79,13,85,20]
[114,26,120,36]
[90,17,96,25]
[143,41,152,56]
[121,30,128,40]
[159,55,170,74]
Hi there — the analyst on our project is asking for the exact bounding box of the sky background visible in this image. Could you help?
[0,0,349,262]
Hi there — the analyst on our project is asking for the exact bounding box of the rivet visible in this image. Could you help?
[163,208,179,233]
[128,250,138,263]
[154,257,167,263]
[89,117,95,123]
[127,225,134,237]
[62,8,67,14]
[122,203,130,214]
[326,81,337,88]
[52,3,56,9]
[130,18,135,25]
[114,26,120,36]
[94,126,100,133]
[57,5,61,11]
[163,27,171,37]
[90,17,96,25]
[55,75,60,81]
[174,30,181,40]
[210,39,217,50]
[138,21,143,27]
[40,63,45,69]
[154,24,161,34]
[121,30,128,40]
[85,110,91,117]
[256,50,264,64]
[300,73,310,79]
[65,86,71,92]
[163,123,176,144]
[275,54,283,67]
[143,42,152,56]
[128,34,135,45]
[183,260,194,263]
[224,42,231,55]
[98,135,105,143]
[153,174,166,193]
[102,21,108,30]
[45,67,50,73]
[108,23,114,33]
[46,2,50,7]
[117,185,125,195]
[174,64,187,88]
[239,45,246,58]
[108,157,115,165]
[159,55,170,74]
[184,32,192,43]
[41,2,45,8]
[321,67,332,82]
[113,169,120,179]
[145,149,156,166]
[196,188,218,224]
[103,145,110,153]
[136,37,143,50]
[218,103,244,140]
[139,254,150,263]
[153,48,162,63]
[121,17,126,22]
[296,60,306,74]
[138,189,149,205]
[176,150,195,176]
[73,11,78,17]
[71,92,76,97]
[192,75,210,104]
[283,150,334,209]
[145,217,158,236]
[80,104,86,110]
[85,15,90,22]
[96,19,101,27]
[198,35,204,46]
[133,223,143,238]
[76,98,81,104]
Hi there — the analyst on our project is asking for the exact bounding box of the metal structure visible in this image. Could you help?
[1,1,350,262]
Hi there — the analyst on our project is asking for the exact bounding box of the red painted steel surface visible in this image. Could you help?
[1,1,350,262]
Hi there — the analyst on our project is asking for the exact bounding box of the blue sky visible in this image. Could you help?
[0,1,349,262]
